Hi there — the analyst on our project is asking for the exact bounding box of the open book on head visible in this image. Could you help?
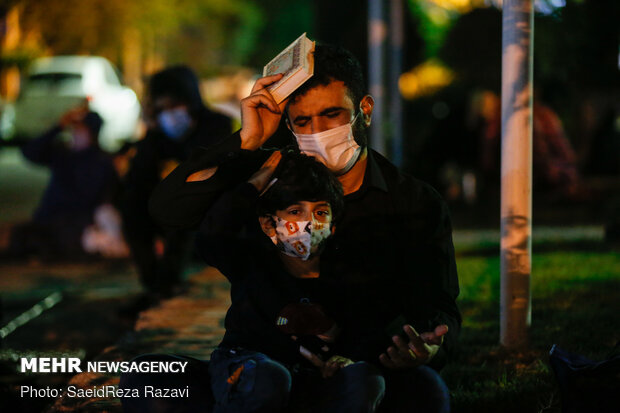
[263,33,315,104]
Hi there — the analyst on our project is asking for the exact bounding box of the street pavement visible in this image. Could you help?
[1,260,228,412]
[0,259,142,412]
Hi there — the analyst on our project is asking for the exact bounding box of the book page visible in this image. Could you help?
[263,33,314,102]
[264,35,304,81]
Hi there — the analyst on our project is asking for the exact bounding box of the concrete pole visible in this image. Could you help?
[368,0,387,155]
[500,0,534,349]
[389,0,404,167]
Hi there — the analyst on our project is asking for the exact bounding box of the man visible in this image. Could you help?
[4,106,117,259]
[120,65,231,299]
[150,44,460,412]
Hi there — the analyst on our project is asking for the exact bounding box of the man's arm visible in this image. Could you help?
[22,106,89,165]
[148,74,288,231]
[148,131,263,229]
[197,151,282,282]
[380,184,461,371]
[196,181,260,279]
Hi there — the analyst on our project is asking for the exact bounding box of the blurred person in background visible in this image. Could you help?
[120,65,231,303]
[475,88,586,201]
[1,106,119,260]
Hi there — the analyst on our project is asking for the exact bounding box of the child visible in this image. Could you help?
[200,151,384,412]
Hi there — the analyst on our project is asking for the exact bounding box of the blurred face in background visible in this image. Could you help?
[70,123,94,151]
[153,96,194,140]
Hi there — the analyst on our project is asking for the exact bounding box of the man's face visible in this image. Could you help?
[287,80,356,135]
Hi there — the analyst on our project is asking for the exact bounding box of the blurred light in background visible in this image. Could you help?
[399,59,454,99]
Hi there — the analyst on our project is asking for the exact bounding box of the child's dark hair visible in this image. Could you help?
[256,151,344,222]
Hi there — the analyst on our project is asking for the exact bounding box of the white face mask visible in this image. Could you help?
[293,113,362,175]
[270,216,332,261]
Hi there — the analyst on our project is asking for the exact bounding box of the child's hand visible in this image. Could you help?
[248,150,282,192]
[299,346,354,378]
[322,355,354,378]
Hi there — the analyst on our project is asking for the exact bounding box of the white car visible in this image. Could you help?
[0,56,141,152]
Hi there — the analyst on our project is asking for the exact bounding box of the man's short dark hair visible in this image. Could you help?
[257,151,344,222]
[289,43,366,108]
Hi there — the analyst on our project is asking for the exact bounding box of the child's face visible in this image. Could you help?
[259,200,334,260]
[274,201,332,224]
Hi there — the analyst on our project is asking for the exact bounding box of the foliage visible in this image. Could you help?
[244,0,314,69]
[155,0,265,74]
[436,0,619,93]
[0,46,40,69]
[13,0,266,73]
[437,6,502,91]
[407,0,461,59]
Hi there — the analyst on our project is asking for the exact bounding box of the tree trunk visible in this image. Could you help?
[500,0,534,349]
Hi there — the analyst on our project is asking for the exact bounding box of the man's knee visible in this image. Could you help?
[250,359,292,410]
[382,366,450,413]
[120,354,212,413]
[334,362,386,411]
[210,355,291,413]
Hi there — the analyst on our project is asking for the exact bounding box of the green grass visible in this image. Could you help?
[443,250,620,412]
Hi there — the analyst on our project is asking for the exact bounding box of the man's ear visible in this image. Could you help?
[258,216,276,237]
[360,95,374,127]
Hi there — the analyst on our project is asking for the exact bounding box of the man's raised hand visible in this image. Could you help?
[240,74,288,151]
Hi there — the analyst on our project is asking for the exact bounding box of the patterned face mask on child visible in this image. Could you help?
[269,216,332,261]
